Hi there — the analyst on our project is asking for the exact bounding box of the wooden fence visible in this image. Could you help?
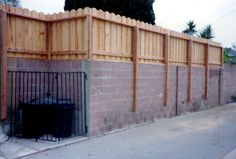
[0,4,224,118]
[0,5,223,65]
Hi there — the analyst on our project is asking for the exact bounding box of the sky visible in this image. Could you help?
[21,0,236,47]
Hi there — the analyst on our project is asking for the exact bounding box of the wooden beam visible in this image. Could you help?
[7,48,46,54]
[187,40,193,102]
[132,26,139,112]
[139,56,165,61]
[0,10,8,120]
[48,15,87,22]
[205,43,209,100]
[7,12,48,22]
[92,15,134,28]
[92,51,132,58]
[164,34,170,106]
[221,47,224,67]
[51,50,88,55]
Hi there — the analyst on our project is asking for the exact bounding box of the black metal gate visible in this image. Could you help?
[8,71,87,142]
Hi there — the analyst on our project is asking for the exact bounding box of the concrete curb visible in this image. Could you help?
[0,137,88,159]
[15,137,89,159]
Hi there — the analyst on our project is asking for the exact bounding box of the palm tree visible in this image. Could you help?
[199,25,214,40]
[183,20,197,35]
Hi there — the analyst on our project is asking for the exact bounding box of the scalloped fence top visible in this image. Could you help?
[0,3,221,47]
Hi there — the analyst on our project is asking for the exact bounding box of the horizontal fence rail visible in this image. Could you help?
[0,4,223,66]
[8,71,87,142]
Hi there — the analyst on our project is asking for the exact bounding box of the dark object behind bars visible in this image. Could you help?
[8,71,87,142]
[19,98,75,139]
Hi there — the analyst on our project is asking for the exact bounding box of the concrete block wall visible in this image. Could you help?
[176,66,189,114]
[8,58,49,72]
[88,61,223,136]
[4,57,87,136]
[7,58,83,104]
[4,58,236,137]
[208,67,221,107]
[191,67,206,111]
[89,61,133,135]
[7,58,84,104]
[223,64,236,103]
[8,58,83,72]
[137,64,165,120]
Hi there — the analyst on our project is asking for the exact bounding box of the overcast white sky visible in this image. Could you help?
[21,0,236,47]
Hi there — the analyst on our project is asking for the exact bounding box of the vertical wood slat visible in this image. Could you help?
[62,12,70,52]
[132,26,139,112]
[56,13,63,52]
[205,44,209,99]
[15,8,23,50]
[31,11,39,52]
[23,9,32,51]
[51,14,57,52]
[69,10,76,52]
[0,10,7,119]
[187,40,192,102]
[46,22,52,59]
[164,34,170,106]
[105,12,111,53]
[121,17,127,56]
[87,14,92,59]
[8,9,16,49]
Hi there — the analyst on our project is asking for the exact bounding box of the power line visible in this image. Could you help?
[210,9,236,24]
[157,4,236,26]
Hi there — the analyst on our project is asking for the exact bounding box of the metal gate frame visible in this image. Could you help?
[8,71,88,142]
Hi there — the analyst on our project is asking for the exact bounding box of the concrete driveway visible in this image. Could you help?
[14,104,236,159]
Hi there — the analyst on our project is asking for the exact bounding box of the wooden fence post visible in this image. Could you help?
[132,26,139,112]
[205,43,209,100]
[0,10,8,120]
[187,40,192,102]
[221,47,224,67]
[164,34,170,106]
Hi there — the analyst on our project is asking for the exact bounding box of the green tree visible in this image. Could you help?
[224,44,236,64]
[199,25,214,40]
[64,0,156,24]
[0,0,20,7]
[232,44,236,50]
[183,20,197,36]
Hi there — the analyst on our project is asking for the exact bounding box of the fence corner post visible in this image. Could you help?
[187,40,193,103]
[0,10,8,120]
[164,33,170,107]
[221,47,224,67]
[132,26,139,112]
[205,43,209,100]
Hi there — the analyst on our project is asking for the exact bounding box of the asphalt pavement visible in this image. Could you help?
[2,104,236,159]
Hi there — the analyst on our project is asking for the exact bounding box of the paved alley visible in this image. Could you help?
[4,104,236,159]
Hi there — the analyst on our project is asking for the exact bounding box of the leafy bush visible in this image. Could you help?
[224,47,236,64]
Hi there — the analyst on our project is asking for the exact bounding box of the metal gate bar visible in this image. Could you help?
[8,71,87,142]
